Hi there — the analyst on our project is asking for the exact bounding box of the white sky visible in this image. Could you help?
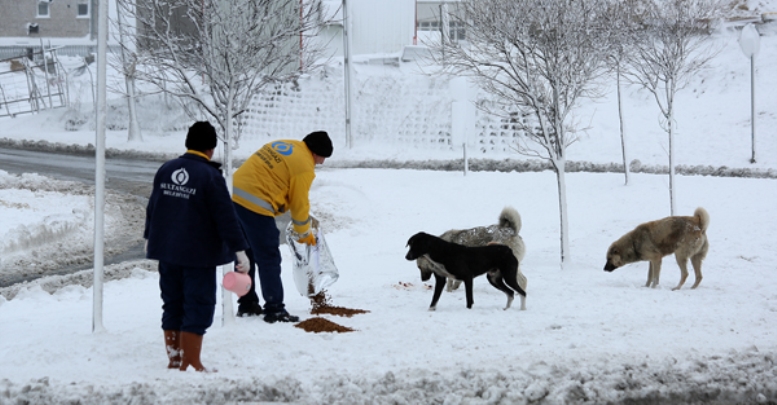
[0,23,776,404]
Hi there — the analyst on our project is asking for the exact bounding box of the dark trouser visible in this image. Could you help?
[158,261,216,335]
[234,203,285,314]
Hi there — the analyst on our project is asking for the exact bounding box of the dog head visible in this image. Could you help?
[604,243,624,271]
[405,232,433,261]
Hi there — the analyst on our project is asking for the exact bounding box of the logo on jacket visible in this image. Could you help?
[161,168,196,199]
[271,141,293,156]
[171,168,189,185]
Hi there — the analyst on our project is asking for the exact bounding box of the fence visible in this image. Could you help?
[0,45,121,61]
[240,64,524,155]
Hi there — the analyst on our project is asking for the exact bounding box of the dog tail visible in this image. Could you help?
[694,207,710,232]
[499,206,522,233]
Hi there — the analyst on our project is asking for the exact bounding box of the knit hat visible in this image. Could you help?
[303,131,333,158]
[185,121,218,151]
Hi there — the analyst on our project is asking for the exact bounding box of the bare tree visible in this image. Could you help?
[603,0,641,186]
[430,0,613,264]
[113,0,142,143]
[118,0,330,179]
[621,0,724,215]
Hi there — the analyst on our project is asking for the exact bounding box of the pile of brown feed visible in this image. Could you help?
[309,290,369,317]
[295,317,355,333]
[292,289,369,333]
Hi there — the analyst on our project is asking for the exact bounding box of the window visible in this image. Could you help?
[418,20,466,42]
[418,20,440,32]
[449,21,466,42]
[37,1,50,17]
[77,2,89,17]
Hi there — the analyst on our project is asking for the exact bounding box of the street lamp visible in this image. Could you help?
[738,23,760,164]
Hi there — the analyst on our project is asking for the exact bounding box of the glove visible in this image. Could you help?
[235,250,250,273]
[297,232,316,246]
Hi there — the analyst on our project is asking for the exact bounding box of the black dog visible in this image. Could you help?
[405,232,527,310]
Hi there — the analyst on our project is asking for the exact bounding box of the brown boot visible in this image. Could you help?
[178,331,214,372]
[163,330,181,369]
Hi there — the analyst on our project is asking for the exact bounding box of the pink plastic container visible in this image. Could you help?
[222,272,252,297]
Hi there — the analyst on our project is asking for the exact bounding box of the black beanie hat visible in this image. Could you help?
[303,131,333,158]
[185,121,218,151]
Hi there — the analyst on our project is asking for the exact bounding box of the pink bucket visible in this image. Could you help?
[222,272,252,297]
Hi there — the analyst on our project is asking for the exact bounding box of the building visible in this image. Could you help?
[0,0,107,60]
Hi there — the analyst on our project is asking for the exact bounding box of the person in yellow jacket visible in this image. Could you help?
[232,131,333,323]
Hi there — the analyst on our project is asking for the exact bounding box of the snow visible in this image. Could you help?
[1,23,777,405]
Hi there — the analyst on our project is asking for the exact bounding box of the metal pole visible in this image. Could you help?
[342,0,353,148]
[750,54,756,163]
[92,0,108,333]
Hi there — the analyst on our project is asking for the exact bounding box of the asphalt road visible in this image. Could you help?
[0,147,160,197]
[0,147,159,286]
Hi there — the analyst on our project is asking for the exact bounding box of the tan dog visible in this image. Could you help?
[604,207,710,290]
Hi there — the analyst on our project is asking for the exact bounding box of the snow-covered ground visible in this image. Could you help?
[1,20,777,405]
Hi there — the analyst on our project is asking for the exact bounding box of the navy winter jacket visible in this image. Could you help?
[144,152,248,267]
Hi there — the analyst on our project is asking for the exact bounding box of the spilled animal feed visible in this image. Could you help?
[293,290,369,333]
[309,290,369,317]
[295,317,355,333]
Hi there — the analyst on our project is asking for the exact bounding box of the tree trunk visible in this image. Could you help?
[126,76,142,142]
[617,65,628,185]
[116,0,141,142]
[221,85,237,326]
[553,159,570,266]
[668,101,676,216]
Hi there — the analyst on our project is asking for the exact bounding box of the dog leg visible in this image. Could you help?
[429,274,447,311]
[487,272,514,310]
[502,269,527,304]
[514,267,527,310]
[690,254,704,289]
[672,255,690,291]
[464,278,475,309]
[648,260,662,288]
[645,262,653,287]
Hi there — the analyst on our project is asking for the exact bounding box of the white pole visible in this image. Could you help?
[342,0,353,148]
[750,53,756,163]
[738,23,760,164]
[92,0,108,333]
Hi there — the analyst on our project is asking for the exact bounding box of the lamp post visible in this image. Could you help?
[738,23,760,164]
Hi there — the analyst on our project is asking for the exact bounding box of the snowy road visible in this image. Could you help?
[0,147,153,286]
[0,147,159,196]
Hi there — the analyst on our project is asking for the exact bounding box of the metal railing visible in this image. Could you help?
[0,47,69,117]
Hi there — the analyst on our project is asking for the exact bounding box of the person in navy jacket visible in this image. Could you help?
[144,121,249,372]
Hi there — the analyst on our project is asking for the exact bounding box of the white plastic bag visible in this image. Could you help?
[286,220,339,297]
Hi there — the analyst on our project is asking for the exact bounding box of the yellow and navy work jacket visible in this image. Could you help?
[232,140,315,236]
